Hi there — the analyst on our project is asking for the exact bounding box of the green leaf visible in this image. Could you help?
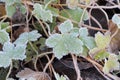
[63,34,83,54]
[5,0,21,6]
[79,27,96,50]
[69,28,79,37]
[14,30,41,45]
[94,50,109,60]
[60,8,88,22]
[95,32,110,49]
[81,46,89,57]
[5,5,16,18]
[32,3,53,22]
[0,22,9,29]
[6,4,26,18]
[0,52,11,68]
[89,32,111,60]
[0,30,10,44]
[112,14,120,28]
[46,33,83,59]
[46,21,87,59]
[46,33,62,47]
[3,41,26,60]
[39,38,46,50]
[11,45,26,60]
[0,41,27,68]
[3,41,14,53]
[27,30,42,41]
[79,27,88,37]
[89,48,109,60]
[103,54,119,73]
[53,40,69,59]
[66,0,78,9]
[81,37,96,50]
[47,6,59,16]
[0,68,8,80]
[54,72,69,80]
[32,3,43,18]
[58,20,73,33]
[20,4,26,14]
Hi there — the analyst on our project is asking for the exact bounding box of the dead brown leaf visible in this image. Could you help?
[108,20,120,54]
[0,3,6,17]
[16,68,51,80]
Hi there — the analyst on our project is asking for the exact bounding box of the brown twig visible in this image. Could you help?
[58,15,108,32]
[37,19,49,37]
[43,55,55,72]
[6,62,13,79]
[84,56,120,80]
[24,0,30,32]
[71,54,82,80]
[81,23,108,32]
[52,3,120,9]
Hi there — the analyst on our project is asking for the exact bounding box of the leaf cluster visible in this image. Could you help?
[0,0,120,80]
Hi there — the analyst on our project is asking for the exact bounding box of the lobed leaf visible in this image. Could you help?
[53,40,69,59]
[95,32,110,49]
[58,20,73,33]
[3,41,26,60]
[27,30,42,41]
[79,27,96,50]
[0,30,10,44]
[0,22,9,29]
[14,30,41,45]
[66,0,78,9]
[94,50,109,60]
[46,21,95,59]
[103,54,119,73]
[89,47,109,61]
[69,28,79,37]
[11,45,26,60]
[81,37,96,50]
[112,14,120,28]
[5,5,16,18]
[63,34,83,54]
[0,41,26,68]
[0,30,41,68]
[81,46,89,57]
[3,41,14,53]
[0,52,11,68]
[45,33,62,47]
[32,3,53,22]
[5,4,26,18]
[60,8,88,22]
[46,33,83,59]
[47,6,59,17]
[4,0,21,6]
[79,27,88,37]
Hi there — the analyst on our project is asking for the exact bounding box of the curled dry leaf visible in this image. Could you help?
[16,68,51,80]
[108,20,120,54]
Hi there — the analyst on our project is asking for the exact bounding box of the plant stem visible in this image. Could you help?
[71,54,82,80]
[6,62,13,79]
[29,41,38,55]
